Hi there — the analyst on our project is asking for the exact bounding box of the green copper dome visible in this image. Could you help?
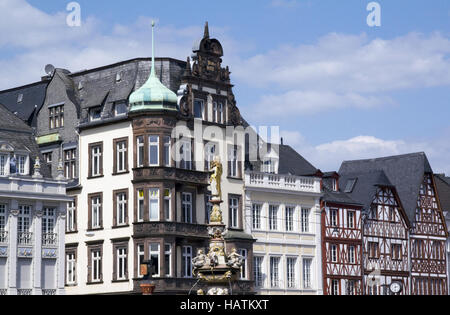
[129,22,178,112]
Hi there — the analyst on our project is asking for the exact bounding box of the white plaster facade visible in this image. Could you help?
[0,175,70,295]
[244,171,323,295]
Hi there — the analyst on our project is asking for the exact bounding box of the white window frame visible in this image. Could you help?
[91,146,102,177]
[42,207,56,235]
[164,136,171,167]
[347,210,355,229]
[137,244,145,278]
[149,188,160,222]
[269,205,278,231]
[229,197,239,229]
[348,246,355,264]
[66,200,76,232]
[117,247,127,280]
[149,243,160,277]
[182,192,193,224]
[89,107,102,122]
[301,208,310,233]
[149,135,159,167]
[117,192,127,226]
[137,136,144,168]
[285,206,295,232]
[330,209,338,227]
[229,147,238,177]
[0,154,9,176]
[270,256,280,288]
[252,203,262,230]
[0,204,7,235]
[182,246,192,278]
[239,249,248,280]
[116,141,127,173]
[92,196,101,229]
[303,257,313,289]
[66,252,76,285]
[91,249,102,283]
[254,256,264,287]
[331,244,338,263]
[164,189,171,221]
[18,205,31,233]
[165,244,172,277]
[286,257,297,289]
[137,190,144,222]
[16,155,28,175]
[205,143,216,170]
[179,139,192,170]
[114,103,127,117]
[194,99,205,120]
[218,103,224,123]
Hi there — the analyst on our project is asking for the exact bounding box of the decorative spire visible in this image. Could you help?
[150,20,156,78]
[184,56,192,77]
[204,21,210,39]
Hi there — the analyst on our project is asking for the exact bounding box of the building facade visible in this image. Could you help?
[0,104,70,295]
[245,144,323,295]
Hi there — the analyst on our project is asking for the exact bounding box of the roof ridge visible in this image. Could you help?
[342,152,426,164]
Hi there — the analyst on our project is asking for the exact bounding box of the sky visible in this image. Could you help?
[1,0,450,174]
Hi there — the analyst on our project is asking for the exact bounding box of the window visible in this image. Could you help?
[18,205,31,244]
[115,246,128,280]
[137,190,144,222]
[179,139,192,170]
[0,204,6,232]
[301,208,310,233]
[369,205,378,220]
[89,143,102,177]
[229,197,239,229]
[17,155,27,175]
[285,207,294,232]
[303,258,312,289]
[182,246,192,278]
[347,280,356,295]
[91,249,102,283]
[137,136,144,167]
[269,205,278,231]
[164,189,171,221]
[66,251,76,285]
[218,103,224,123]
[330,209,338,227]
[228,146,239,177]
[388,207,396,223]
[49,105,64,129]
[90,195,102,230]
[331,279,339,295]
[149,243,160,277]
[42,207,56,239]
[149,136,159,166]
[344,179,357,193]
[204,143,216,171]
[115,140,127,173]
[149,188,160,221]
[66,199,76,233]
[115,191,127,226]
[212,102,217,122]
[164,136,171,167]
[348,246,356,264]
[165,244,172,277]
[369,242,379,259]
[262,159,275,174]
[330,245,338,263]
[0,154,8,176]
[332,179,338,192]
[347,211,355,228]
[64,148,76,179]
[287,258,296,288]
[239,249,248,279]
[270,257,280,288]
[391,244,402,260]
[137,244,145,278]
[89,107,102,122]
[114,103,127,116]
[182,193,193,224]
[17,93,23,103]
[194,99,204,119]
[254,257,263,287]
[252,204,261,230]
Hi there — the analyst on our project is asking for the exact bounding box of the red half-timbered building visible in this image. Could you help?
[340,153,449,295]
[321,172,364,295]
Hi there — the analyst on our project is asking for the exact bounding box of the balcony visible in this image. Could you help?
[42,289,56,295]
[133,167,209,186]
[17,289,32,295]
[245,172,322,194]
[42,233,58,247]
[0,230,7,244]
[134,222,208,239]
[18,232,33,246]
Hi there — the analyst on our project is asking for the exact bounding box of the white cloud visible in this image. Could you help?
[281,131,450,175]
[235,32,450,116]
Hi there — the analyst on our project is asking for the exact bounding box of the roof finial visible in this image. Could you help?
[204,21,210,39]
[151,20,156,77]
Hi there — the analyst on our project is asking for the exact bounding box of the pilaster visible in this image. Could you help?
[57,202,66,295]
[8,200,18,295]
[314,200,323,295]
[33,201,43,295]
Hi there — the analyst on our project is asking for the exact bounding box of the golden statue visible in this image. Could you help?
[210,156,222,200]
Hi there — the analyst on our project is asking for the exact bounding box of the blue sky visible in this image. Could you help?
[1,0,450,173]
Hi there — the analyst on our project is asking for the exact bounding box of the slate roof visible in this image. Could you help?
[322,188,363,207]
[277,145,319,176]
[435,174,450,214]
[339,152,433,223]
[0,103,51,178]
[0,80,49,127]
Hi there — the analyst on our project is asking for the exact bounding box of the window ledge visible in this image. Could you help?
[86,281,104,286]
[112,279,130,283]
[66,231,78,235]
[112,225,130,230]
[87,175,104,180]
[227,176,243,181]
[87,228,104,232]
[112,171,130,176]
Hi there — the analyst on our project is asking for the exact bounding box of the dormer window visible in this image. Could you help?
[344,178,357,193]
[0,154,9,176]
[332,178,338,192]
[16,155,27,175]
[262,159,276,174]
[8,154,29,176]
[116,72,122,82]
[90,107,102,122]
[17,94,23,103]
[114,103,127,117]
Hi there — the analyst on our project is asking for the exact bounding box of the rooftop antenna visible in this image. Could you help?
[44,64,55,76]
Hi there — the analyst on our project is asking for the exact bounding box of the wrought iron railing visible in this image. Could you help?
[0,230,7,244]
[18,232,33,245]
[42,233,58,246]
[0,289,7,295]
[17,289,32,295]
[42,289,56,295]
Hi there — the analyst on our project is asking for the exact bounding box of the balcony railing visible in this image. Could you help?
[18,232,33,245]
[134,222,208,239]
[42,289,56,295]
[42,233,58,247]
[17,289,32,296]
[0,230,7,244]
[0,289,7,295]
[245,172,321,194]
